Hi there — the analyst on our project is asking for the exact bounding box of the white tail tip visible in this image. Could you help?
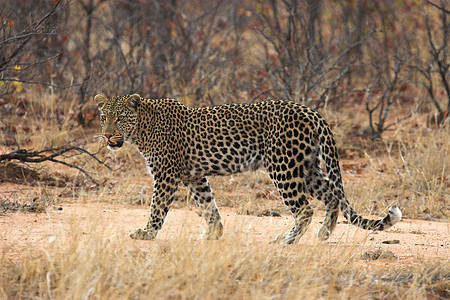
[389,205,402,225]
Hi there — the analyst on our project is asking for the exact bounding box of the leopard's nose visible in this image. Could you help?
[104,134,112,139]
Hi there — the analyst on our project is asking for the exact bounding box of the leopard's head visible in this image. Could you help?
[94,94,141,150]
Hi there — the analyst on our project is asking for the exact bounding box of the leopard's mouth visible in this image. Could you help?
[107,139,124,148]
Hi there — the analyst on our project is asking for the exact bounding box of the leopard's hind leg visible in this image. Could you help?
[305,152,339,241]
[265,144,314,244]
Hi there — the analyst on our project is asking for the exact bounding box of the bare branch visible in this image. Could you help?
[0,1,61,70]
[0,145,112,186]
[426,0,450,14]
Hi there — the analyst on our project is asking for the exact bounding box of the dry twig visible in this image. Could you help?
[0,145,111,185]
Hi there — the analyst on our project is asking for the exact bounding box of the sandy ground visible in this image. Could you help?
[1,183,448,266]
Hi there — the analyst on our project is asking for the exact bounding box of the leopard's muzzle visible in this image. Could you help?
[105,134,124,149]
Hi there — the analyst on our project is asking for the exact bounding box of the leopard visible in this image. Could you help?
[94,93,402,244]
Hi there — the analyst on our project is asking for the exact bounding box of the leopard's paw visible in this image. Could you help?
[271,232,301,244]
[317,226,331,241]
[270,233,286,244]
[201,223,223,240]
[130,228,157,240]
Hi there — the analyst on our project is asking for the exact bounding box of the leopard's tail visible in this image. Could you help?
[340,199,402,231]
[318,117,402,231]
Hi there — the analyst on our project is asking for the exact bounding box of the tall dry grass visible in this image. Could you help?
[0,216,448,299]
[342,126,449,221]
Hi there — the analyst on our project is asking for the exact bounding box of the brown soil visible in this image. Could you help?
[1,183,448,266]
[0,162,40,184]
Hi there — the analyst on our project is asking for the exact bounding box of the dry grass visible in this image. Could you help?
[1,92,77,150]
[0,217,448,299]
[341,126,449,221]
[0,184,59,215]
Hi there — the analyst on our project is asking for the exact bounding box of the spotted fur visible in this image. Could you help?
[94,94,402,243]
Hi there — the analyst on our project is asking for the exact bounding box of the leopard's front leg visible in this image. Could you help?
[130,179,178,240]
[187,177,223,240]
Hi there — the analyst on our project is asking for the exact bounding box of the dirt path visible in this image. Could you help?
[1,199,448,266]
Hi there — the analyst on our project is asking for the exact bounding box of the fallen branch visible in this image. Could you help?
[0,145,111,186]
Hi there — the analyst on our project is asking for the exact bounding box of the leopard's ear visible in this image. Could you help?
[126,94,141,111]
[94,94,108,110]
